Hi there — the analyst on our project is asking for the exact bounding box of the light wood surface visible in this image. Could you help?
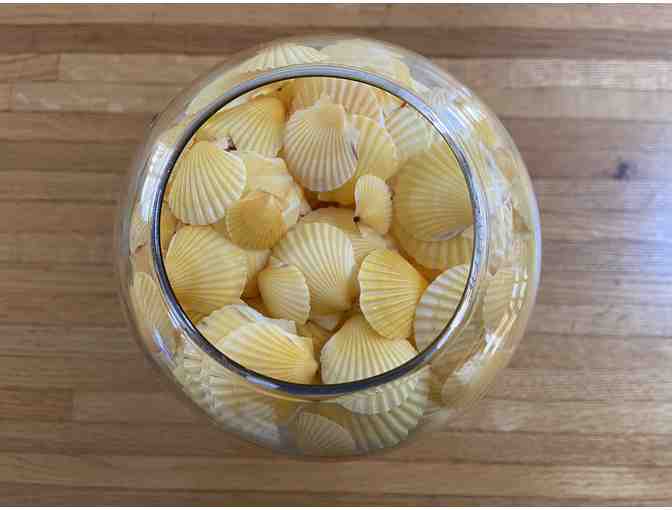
[1,4,670,505]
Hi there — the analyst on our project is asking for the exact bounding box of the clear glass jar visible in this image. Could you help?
[116,35,541,457]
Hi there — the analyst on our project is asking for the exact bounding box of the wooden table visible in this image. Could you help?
[1,4,671,505]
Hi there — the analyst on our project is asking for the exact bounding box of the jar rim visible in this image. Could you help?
[150,64,490,400]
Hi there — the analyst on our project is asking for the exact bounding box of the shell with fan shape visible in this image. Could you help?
[292,77,382,121]
[236,43,326,73]
[164,226,247,315]
[273,222,357,314]
[354,175,392,235]
[283,97,358,192]
[358,249,428,339]
[167,141,246,225]
[258,261,311,325]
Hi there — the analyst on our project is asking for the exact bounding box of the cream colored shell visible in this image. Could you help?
[225,190,289,249]
[354,175,392,235]
[130,272,173,354]
[258,262,311,325]
[236,43,326,73]
[483,265,529,330]
[167,141,246,225]
[283,97,358,192]
[204,96,286,157]
[272,222,357,314]
[215,322,318,384]
[165,226,247,315]
[358,249,428,339]
[292,77,382,121]
[394,141,472,241]
[293,411,358,456]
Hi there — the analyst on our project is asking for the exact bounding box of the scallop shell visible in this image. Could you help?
[130,272,173,354]
[196,302,296,343]
[385,105,432,164]
[296,320,331,358]
[240,152,294,195]
[358,249,428,339]
[309,311,343,332]
[394,141,472,241]
[258,262,311,325]
[204,96,286,157]
[321,315,418,414]
[167,141,246,225]
[318,114,399,205]
[165,226,247,315]
[226,190,289,250]
[283,97,358,192]
[216,322,318,384]
[483,266,528,330]
[272,222,356,314]
[292,77,382,121]
[344,367,430,452]
[354,175,392,235]
[293,411,358,456]
[391,217,473,270]
[236,43,326,73]
[301,207,387,268]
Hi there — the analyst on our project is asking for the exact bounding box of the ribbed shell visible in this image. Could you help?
[272,222,356,314]
[283,98,358,192]
[165,226,247,315]
[225,190,288,249]
[385,105,432,164]
[296,320,331,358]
[258,262,311,324]
[216,322,318,384]
[483,266,528,330]
[354,175,392,235]
[129,202,177,254]
[205,96,286,157]
[394,141,472,241]
[167,141,246,225]
[358,249,428,339]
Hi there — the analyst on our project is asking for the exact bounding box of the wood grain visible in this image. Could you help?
[0,4,671,505]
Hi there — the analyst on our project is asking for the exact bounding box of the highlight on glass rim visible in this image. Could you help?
[119,35,541,457]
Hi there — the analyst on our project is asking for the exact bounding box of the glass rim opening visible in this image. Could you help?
[150,64,490,400]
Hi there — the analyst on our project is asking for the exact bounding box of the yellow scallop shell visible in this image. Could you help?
[318,114,399,205]
[283,97,358,192]
[394,141,472,241]
[295,320,331,358]
[385,105,432,164]
[130,272,174,354]
[197,303,296,343]
[293,411,358,456]
[343,367,430,452]
[225,190,289,250]
[483,265,529,330]
[239,152,294,195]
[391,217,473,270]
[301,207,387,268]
[272,222,356,314]
[165,226,247,315]
[321,315,418,414]
[167,141,246,225]
[292,77,382,121]
[358,249,428,339]
[258,262,311,325]
[204,96,286,157]
[216,322,318,384]
[236,43,326,73]
[354,175,392,235]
